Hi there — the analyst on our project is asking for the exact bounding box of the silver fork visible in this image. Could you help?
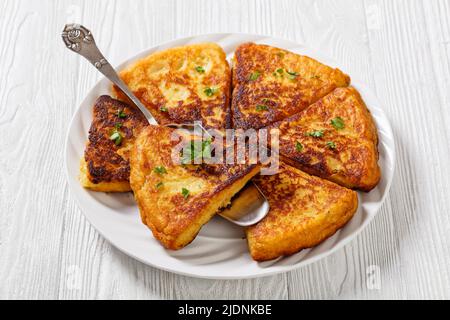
[62,23,269,226]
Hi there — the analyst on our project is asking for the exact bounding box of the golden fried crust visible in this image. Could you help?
[246,163,358,261]
[114,43,231,129]
[271,87,380,191]
[130,125,260,250]
[80,95,148,192]
[231,43,350,129]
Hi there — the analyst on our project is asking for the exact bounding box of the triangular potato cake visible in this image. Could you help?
[231,43,350,129]
[130,125,260,250]
[114,43,231,129]
[246,162,358,261]
[271,87,380,191]
[80,95,148,192]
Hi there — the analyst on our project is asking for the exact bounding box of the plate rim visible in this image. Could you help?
[64,32,396,280]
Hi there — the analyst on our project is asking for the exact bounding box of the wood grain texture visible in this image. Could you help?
[0,0,449,300]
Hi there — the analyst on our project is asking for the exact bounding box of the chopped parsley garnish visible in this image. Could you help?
[256,104,268,111]
[195,66,205,73]
[109,131,123,146]
[286,70,299,80]
[295,141,303,152]
[305,130,324,138]
[326,141,337,149]
[181,188,190,199]
[276,68,284,74]
[261,98,271,103]
[311,75,321,80]
[117,110,126,118]
[109,124,123,146]
[204,87,217,97]
[331,117,345,130]
[249,71,261,81]
[153,166,167,174]
[155,182,164,189]
[180,139,212,164]
[160,106,168,112]
[202,139,212,159]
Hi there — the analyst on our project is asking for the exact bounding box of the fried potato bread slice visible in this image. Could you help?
[130,125,260,250]
[246,162,358,261]
[80,95,148,192]
[271,87,380,191]
[231,42,350,129]
[114,43,231,129]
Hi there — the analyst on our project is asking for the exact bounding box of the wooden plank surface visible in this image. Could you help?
[0,0,448,299]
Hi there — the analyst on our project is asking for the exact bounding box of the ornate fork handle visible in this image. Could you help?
[61,24,270,226]
[61,24,112,72]
[62,23,158,125]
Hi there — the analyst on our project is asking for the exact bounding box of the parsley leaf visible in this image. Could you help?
[195,66,205,73]
[249,71,261,81]
[305,130,324,138]
[153,166,167,174]
[117,110,126,118]
[202,139,212,159]
[331,117,345,130]
[181,188,190,199]
[155,182,164,189]
[160,106,168,112]
[204,87,217,97]
[180,138,212,164]
[296,141,303,152]
[256,105,268,111]
[286,70,299,80]
[326,141,337,149]
[109,130,123,146]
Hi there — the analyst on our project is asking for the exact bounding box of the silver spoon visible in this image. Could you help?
[62,23,269,226]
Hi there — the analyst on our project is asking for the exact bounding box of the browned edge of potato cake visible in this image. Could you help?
[231,42,351,130]
[270,87,380,191]
[130,125,261,249]
[113,43,232,130]
[246,162,358,261]
[80,95,148,192]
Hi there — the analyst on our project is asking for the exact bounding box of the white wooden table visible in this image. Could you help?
[1,0,449,300]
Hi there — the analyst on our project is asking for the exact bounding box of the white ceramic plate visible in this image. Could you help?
[65,33,395,279]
